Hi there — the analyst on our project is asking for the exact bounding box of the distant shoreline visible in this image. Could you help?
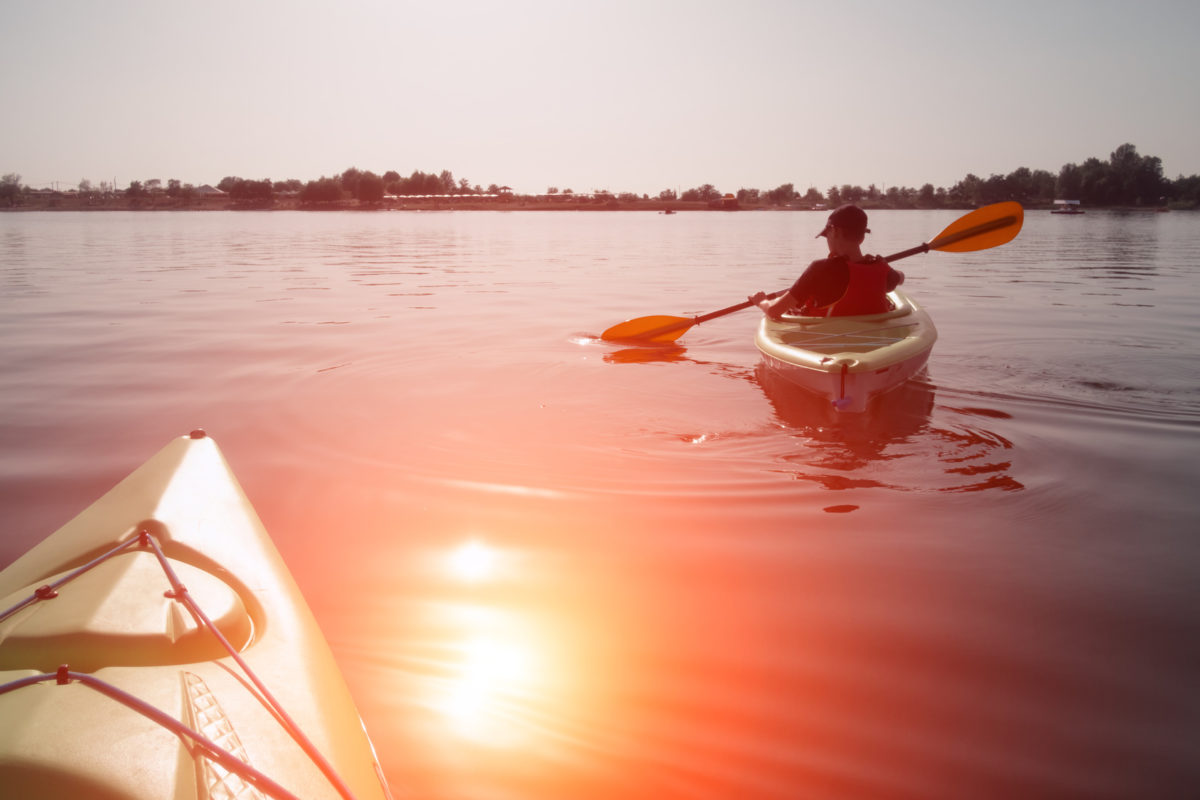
[1,194,1185,214]
[2,194,724,213]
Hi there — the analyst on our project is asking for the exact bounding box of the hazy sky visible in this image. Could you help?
[3,0,1198,195]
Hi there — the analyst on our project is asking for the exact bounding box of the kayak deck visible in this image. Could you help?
[754,290,937,412]
[0,431,392,800]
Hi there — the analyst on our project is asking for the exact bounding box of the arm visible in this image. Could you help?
[751,259,844,319]
[885,262,905,291]
[751,290,796,320]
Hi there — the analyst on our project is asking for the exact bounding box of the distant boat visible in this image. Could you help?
[1051,199,1085,215]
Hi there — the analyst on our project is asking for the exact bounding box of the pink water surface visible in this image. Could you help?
[2,209,1198,798]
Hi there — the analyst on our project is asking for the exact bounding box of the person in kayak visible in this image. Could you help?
[750,204,904,319]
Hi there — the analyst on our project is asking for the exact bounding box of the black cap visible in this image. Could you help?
[817,204,870,238]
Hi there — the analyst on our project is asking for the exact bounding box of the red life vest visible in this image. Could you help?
[823,258,892,316]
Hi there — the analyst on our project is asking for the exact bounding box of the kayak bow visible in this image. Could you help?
[0,431,393,800]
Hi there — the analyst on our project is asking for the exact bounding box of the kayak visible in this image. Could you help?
[754,289,937,412]
[0,431,393,800]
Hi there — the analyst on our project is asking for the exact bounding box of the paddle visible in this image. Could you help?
[601,201,1024,343]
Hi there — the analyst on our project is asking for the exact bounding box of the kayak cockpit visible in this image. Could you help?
[754,290,937,412]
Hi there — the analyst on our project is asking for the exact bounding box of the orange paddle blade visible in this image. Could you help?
[601,315,694,343]
[929,201,1023,253]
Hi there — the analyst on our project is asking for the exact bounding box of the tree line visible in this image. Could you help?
[669,144,1187,209]
[3,143,1198,209]
[215,168,507,206]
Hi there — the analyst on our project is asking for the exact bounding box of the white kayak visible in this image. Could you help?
[754,289,937,412]
[0,431,393,800]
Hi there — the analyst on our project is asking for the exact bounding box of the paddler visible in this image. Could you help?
[750,204,904,319]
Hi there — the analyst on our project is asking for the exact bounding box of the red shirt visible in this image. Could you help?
[787,256,900,316]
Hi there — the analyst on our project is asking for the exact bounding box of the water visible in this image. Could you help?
[2,208,1198,798]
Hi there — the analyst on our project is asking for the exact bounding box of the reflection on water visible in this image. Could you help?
[433,541,542,746]
[430,601,544,747]
[755,364,1024,494]
[604,343,690,364]
[417,539,575,761]
[1045,214,1162,279]
[756,362,934,439]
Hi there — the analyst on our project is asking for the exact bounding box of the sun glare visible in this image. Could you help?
[439,634,540,743]
[447,539,497,582]
[429,541,551,746]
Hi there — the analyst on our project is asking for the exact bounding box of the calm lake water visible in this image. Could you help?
[2,208,1198,798]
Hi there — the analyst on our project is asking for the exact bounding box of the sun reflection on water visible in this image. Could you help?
[430,539,549,749]
[437,629,541,745]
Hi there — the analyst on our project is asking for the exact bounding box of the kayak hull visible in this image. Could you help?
[0,432,391,800]
[754,290,937,413]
